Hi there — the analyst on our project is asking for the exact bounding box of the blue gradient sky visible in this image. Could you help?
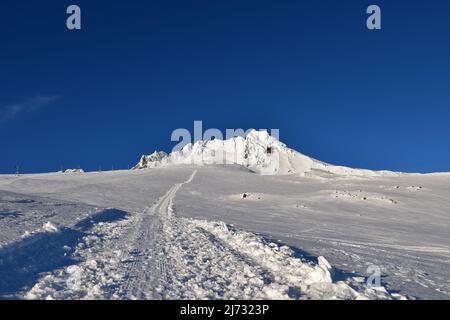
[1,0,449,173]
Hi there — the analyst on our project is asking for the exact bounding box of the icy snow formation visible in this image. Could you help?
[134,151,168,169]
[64,169,85,174]
[134,130,398,177]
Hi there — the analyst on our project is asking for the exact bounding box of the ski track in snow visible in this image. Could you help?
[118,170,197,299]
[23,170,405,300]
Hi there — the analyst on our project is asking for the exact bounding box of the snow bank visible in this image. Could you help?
[42,222,59,233]
[185,219,402,300]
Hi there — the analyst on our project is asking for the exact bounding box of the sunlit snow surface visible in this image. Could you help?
[0,166,449,299]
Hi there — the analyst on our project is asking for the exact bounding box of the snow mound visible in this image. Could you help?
[134,130,398,177]
[64,169,85,173]
[42,222,59,233]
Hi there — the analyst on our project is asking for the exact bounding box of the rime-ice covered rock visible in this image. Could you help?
[133,151,169,169]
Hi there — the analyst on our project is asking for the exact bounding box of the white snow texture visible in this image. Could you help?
[0,130,449,300]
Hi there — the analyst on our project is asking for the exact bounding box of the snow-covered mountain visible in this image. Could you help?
[2,137,449,299]
[134,130,398,177]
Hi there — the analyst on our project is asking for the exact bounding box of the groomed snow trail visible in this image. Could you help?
[118,170,198,299]
[25,170,405,300]
[115,170,401,300]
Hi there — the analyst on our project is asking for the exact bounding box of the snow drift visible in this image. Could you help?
[134,130,398,177]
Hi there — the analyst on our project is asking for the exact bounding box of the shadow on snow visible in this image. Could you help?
[0,211,22,219]
[0,208,128,299]
[255,231,388,298]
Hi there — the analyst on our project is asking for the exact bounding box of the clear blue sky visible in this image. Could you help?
[1,0,449,173]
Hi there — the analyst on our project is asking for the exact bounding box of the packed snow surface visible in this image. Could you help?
[1,133,449,300]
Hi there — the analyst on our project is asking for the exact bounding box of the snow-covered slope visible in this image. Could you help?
[1,166,449,299]
[134,130,398,177]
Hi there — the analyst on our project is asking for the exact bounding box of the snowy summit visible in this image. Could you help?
[134,130,397,177]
